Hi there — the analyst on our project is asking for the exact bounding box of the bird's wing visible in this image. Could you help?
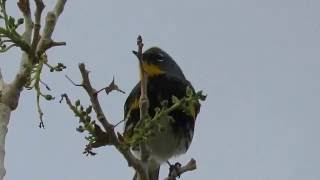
[123,82,141,135]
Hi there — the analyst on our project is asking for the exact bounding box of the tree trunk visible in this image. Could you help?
[0,103,10,179]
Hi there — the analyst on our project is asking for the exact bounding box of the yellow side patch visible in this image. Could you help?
[191,106,196,119]
[131,98,140,110]
[187,102,199,120]
[188,104,197,119]
[142,63,165,76]
[126,98,140,119]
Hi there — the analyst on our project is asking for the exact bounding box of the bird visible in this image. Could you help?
[124,47,200,180]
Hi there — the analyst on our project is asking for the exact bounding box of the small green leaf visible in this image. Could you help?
[44,94,54,100]
[171,95,179,104]
[8,16,15,26]
[85,116,91,123]
[86,106,92,114]
[80,105,84,112]
[75,99,80,106]
[76,126,84,133]
[186,86,193,97]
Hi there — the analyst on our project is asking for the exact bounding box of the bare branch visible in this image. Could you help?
[18,0,33,43]
[78,63,113,131]
[31,0,45,51]
[51,41,66,47]
[37,40,66,55]
[36,0,67,56]
[94,77,125,96]
[165,159,197,180]
[135,35,150,163]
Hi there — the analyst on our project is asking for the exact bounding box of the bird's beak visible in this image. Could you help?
[132,50,140,61]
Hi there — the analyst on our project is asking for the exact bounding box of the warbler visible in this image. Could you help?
[124,47,200,180]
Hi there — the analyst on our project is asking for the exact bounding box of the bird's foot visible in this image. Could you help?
[167,161,182,179]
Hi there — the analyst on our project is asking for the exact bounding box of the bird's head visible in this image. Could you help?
[133,47,185,79]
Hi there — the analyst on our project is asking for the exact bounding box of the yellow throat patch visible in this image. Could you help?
[142,63,165,76]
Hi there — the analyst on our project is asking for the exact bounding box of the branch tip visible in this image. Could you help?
[17,0,31,15]
[165,159,197,180]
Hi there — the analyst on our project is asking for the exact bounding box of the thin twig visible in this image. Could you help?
[0,44,17,52]
[65,75,83,86]
[94,77,125,96]
[18,0,33,43]
[113,119,124,128]
[39,79,51,90]
[136,35,150,163]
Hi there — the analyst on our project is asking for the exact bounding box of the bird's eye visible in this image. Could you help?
[156,53,165,62]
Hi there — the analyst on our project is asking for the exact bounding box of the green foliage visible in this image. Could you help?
[24,54,67,128]
[0,0,29,53]
[60,95,112,155]
[1,0,45,123]
[1,0,67,127]
[62,84,206,155]
[68,99,97,142]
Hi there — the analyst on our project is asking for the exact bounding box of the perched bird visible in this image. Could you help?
[124,47,200,180]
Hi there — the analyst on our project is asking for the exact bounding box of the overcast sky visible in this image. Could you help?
[1,0,320,180]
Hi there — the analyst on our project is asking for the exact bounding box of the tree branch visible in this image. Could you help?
[18,0,33,44]
[0,103,10,179]
[136,35,150,163]
[73,63,149,180]
[63,36,205,180]
[0,0,67,179]
[31,0,45,52]
[35,0,66,57]
[0,0,34,110]
[4,0,67,111]
[78,63,113,131]
[165,159,197,180]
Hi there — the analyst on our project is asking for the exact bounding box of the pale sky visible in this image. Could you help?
[1,0,320,180]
